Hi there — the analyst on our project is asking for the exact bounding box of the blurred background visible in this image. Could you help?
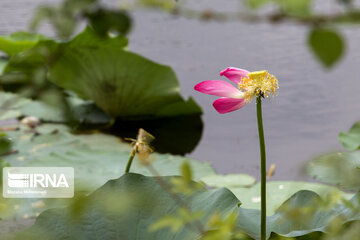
[1,0,360,181]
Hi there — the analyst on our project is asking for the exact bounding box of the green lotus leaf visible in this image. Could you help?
[339,121,360,151]
[306,151,360,190]
[0,91,110,125]
[3,124,214,188]
[237,190,360,240]
[0,123,214,220]
[229,181,352,216]
[308,28,344,68]
[20,95,111,125]
[12,173,239,240]
[245,0,271,9]
[0,92,32,120]
[0,32,48,57]
[246,0,312,16]
[29,0,98,40]
[48,47,201,119]
[2,27,201,119]
[1,27,127,87]
[65,26,128,49]
[275,0,312,17]
[0,89,201,154]
[10,175,360,240]
[86,9,132,37]
[200,173,256,188]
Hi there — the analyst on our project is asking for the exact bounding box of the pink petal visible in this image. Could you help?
[212,97,246,114]
[220,67,250,84]
[194,80,243,98]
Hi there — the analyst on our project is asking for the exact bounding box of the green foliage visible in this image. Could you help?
[0,28,128,105]
[149,208,203,232]
[306,151,360,191]
[1,40,58,92]
[0,32,48,56]
[0,92,31,120]
[2,27,127,83]
[137,0,177,11]
[86,9,132,37]
[246,0,312,16]
[339,121,360,150]
[2,124,214,192]
[245,0,271,9]
[201,173,350,216]
[65,26,128,48]
[0,92,202,225]
[30,0,97,39]
[275,0,312,16]
[227,181,351,216]
[14,173,239,240]
[0,91,110,125]
[323,221,360,240]
[203,213,242,240]
[30,0,132,39]
[47,47,201,119]
[0,38,69,116]
[308,28,345,68]
[1,27,201,120]
[10,174,360,240]
[170,161,203,195]
[0,121,214,220]
[237,190,360,240]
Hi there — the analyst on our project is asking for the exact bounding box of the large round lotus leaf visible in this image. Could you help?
[13,173,240,240]
[0,32,48,56]
[200,174,256,188]
[10,175,360,240]
[47,48,201,119]
[228,181,352,216]
[306,151,360,190]
[339,121,360,151]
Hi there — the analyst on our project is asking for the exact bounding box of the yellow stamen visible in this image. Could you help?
[238,70,279,103]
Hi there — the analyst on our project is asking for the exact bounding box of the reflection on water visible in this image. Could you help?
[1,0,360,180]
[111,114,203,155]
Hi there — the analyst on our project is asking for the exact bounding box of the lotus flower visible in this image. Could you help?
[194,67,278,114]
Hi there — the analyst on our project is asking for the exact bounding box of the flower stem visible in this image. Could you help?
[125,147,136,173]
[256,96,267,240]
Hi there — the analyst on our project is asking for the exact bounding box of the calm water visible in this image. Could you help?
[1,0,360,180]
